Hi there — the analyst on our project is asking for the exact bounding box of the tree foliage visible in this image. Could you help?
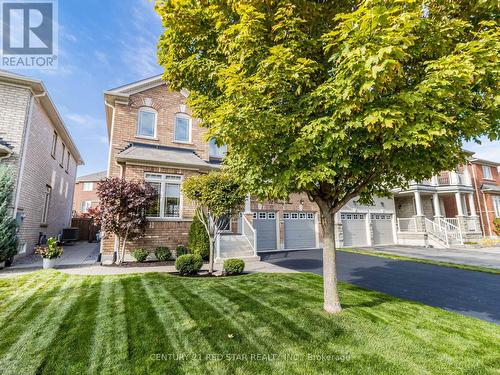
[91,178,157,264]
[0,165,17,262]
[182,171,245,273]
[188,215,210,259]
[157,0,499,311]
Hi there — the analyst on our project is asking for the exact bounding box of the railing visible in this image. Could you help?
[397,218,417,232]
[242,214,257,255]
[438,217,463,245]
[435,172,471,186]
[443,218,459,228]
[425,218,449,246]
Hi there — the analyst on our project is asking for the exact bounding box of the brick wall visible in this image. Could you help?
[72,181,100,214]
[468,162,500,236]
[0,83,30,203]
[15,98,78,253]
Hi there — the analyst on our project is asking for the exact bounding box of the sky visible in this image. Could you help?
[6,0,499,177]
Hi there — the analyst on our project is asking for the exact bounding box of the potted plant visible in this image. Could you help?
[35,237,63,269]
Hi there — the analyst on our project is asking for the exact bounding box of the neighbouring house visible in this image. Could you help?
[467,157,500,237]
[72,170,106,216]
[0,70,84,256]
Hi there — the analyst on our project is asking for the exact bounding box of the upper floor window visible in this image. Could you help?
[174,113,191,143]
[66,151,70,172]
[82,182,93,191]
[81,200,92,213]
[41,185,52,225]
[482,165,493,180]
[51,132,57,158]
[137,108,157,138]
[493,196,500,218]
[60,143,66,166]
[209,138,227,159]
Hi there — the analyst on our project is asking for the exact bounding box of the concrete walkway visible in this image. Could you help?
[0,241,294,277]
[357,245,500,269]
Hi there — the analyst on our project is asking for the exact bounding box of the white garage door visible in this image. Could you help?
[284,212,316,249]
[252,212,277,251]
[341,213,368,247]
[371,214,394,245]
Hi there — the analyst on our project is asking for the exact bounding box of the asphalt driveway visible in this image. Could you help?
[261,249,500,324]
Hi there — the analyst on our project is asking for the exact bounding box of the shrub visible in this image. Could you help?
[0,165,18,262]
[176,245,188,257]
[34,237,63,259]
[175,254,203,275]
[154,246,171,262]
[223,259,245,275]
[493,218,500,235]
[188,215,210,259]
[132,248,149,262]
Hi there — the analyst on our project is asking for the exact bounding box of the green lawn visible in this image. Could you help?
[0,271,499,374]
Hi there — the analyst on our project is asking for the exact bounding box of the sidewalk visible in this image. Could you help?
[0,241,295,277]
[357,245,500,269]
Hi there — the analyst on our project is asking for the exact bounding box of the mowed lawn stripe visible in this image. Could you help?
[35,276,102,374]
[121,275,181,374]
[88,276,129,374]
[0,275,82,374]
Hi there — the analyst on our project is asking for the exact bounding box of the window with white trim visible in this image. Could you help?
[208,138,227,158]
[51,131,57,158]
[137,108,157,138]
[493,196,500,218]
[283,213,290,219]
[66,151,70,172]
[307,213,314,219]
[41,185,51,224]
[482,165,493,180]
[145,173,182,218]
[258,212,267,219]
[174,113,191,143]
[81,200,92,213]
[60,143,66,166]
[82,182,93,191]
[267,212,276,219]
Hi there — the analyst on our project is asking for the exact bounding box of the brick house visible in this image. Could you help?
[0,70,84,256]
[101,75,395,262]
[72,170,106,216]
[466,158,500,237]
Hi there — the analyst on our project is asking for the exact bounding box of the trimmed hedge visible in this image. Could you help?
[132,248,149,262]
[223,259,245,275]
[176,245,188,257]
[154,247,172,262]
[188,215,210,260]
[175,254,203,275]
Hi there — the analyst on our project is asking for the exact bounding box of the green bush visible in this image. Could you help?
[223,259,245,275]
[154,246,171,261]
[175,245,188,257]
[0,165,18,262]
[493,218,500,236]
[132,248,149,262]
[188,215,210,259]
[175,254,203,275]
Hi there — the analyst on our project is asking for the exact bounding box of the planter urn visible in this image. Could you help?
[43,258,57,269]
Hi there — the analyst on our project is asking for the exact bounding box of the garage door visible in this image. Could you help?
[284,212,316,249]
[371,214,394,245]
[253,212,277,251]
[341,213,368,247]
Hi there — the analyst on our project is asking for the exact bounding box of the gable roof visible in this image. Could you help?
[0,70,84,165]
[76,170,107,183]
[116,143,219,171]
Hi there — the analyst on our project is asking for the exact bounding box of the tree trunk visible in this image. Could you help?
[319,205,342,313]
[208,236,214,274]
[118,227,130,265]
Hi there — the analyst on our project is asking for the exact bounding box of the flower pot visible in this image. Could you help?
[43,258,57,269]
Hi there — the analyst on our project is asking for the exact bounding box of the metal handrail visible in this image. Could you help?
[242,214,257,255]
[438,217,463,245]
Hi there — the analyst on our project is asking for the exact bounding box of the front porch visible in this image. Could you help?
[395,189,482,247]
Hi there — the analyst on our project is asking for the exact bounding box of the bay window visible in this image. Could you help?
[145,173,182,218]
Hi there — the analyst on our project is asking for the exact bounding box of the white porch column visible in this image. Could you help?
[468,193,477,216]
[244,194,251,213]
[432,193,442,218]
[414,191,423,216]
[455,192,464,216]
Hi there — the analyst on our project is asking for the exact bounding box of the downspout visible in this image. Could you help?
[469,162,486,236]
[13,91,47,218]
[482,187,492,237]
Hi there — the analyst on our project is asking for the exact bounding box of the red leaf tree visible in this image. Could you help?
[90,178,158,264]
